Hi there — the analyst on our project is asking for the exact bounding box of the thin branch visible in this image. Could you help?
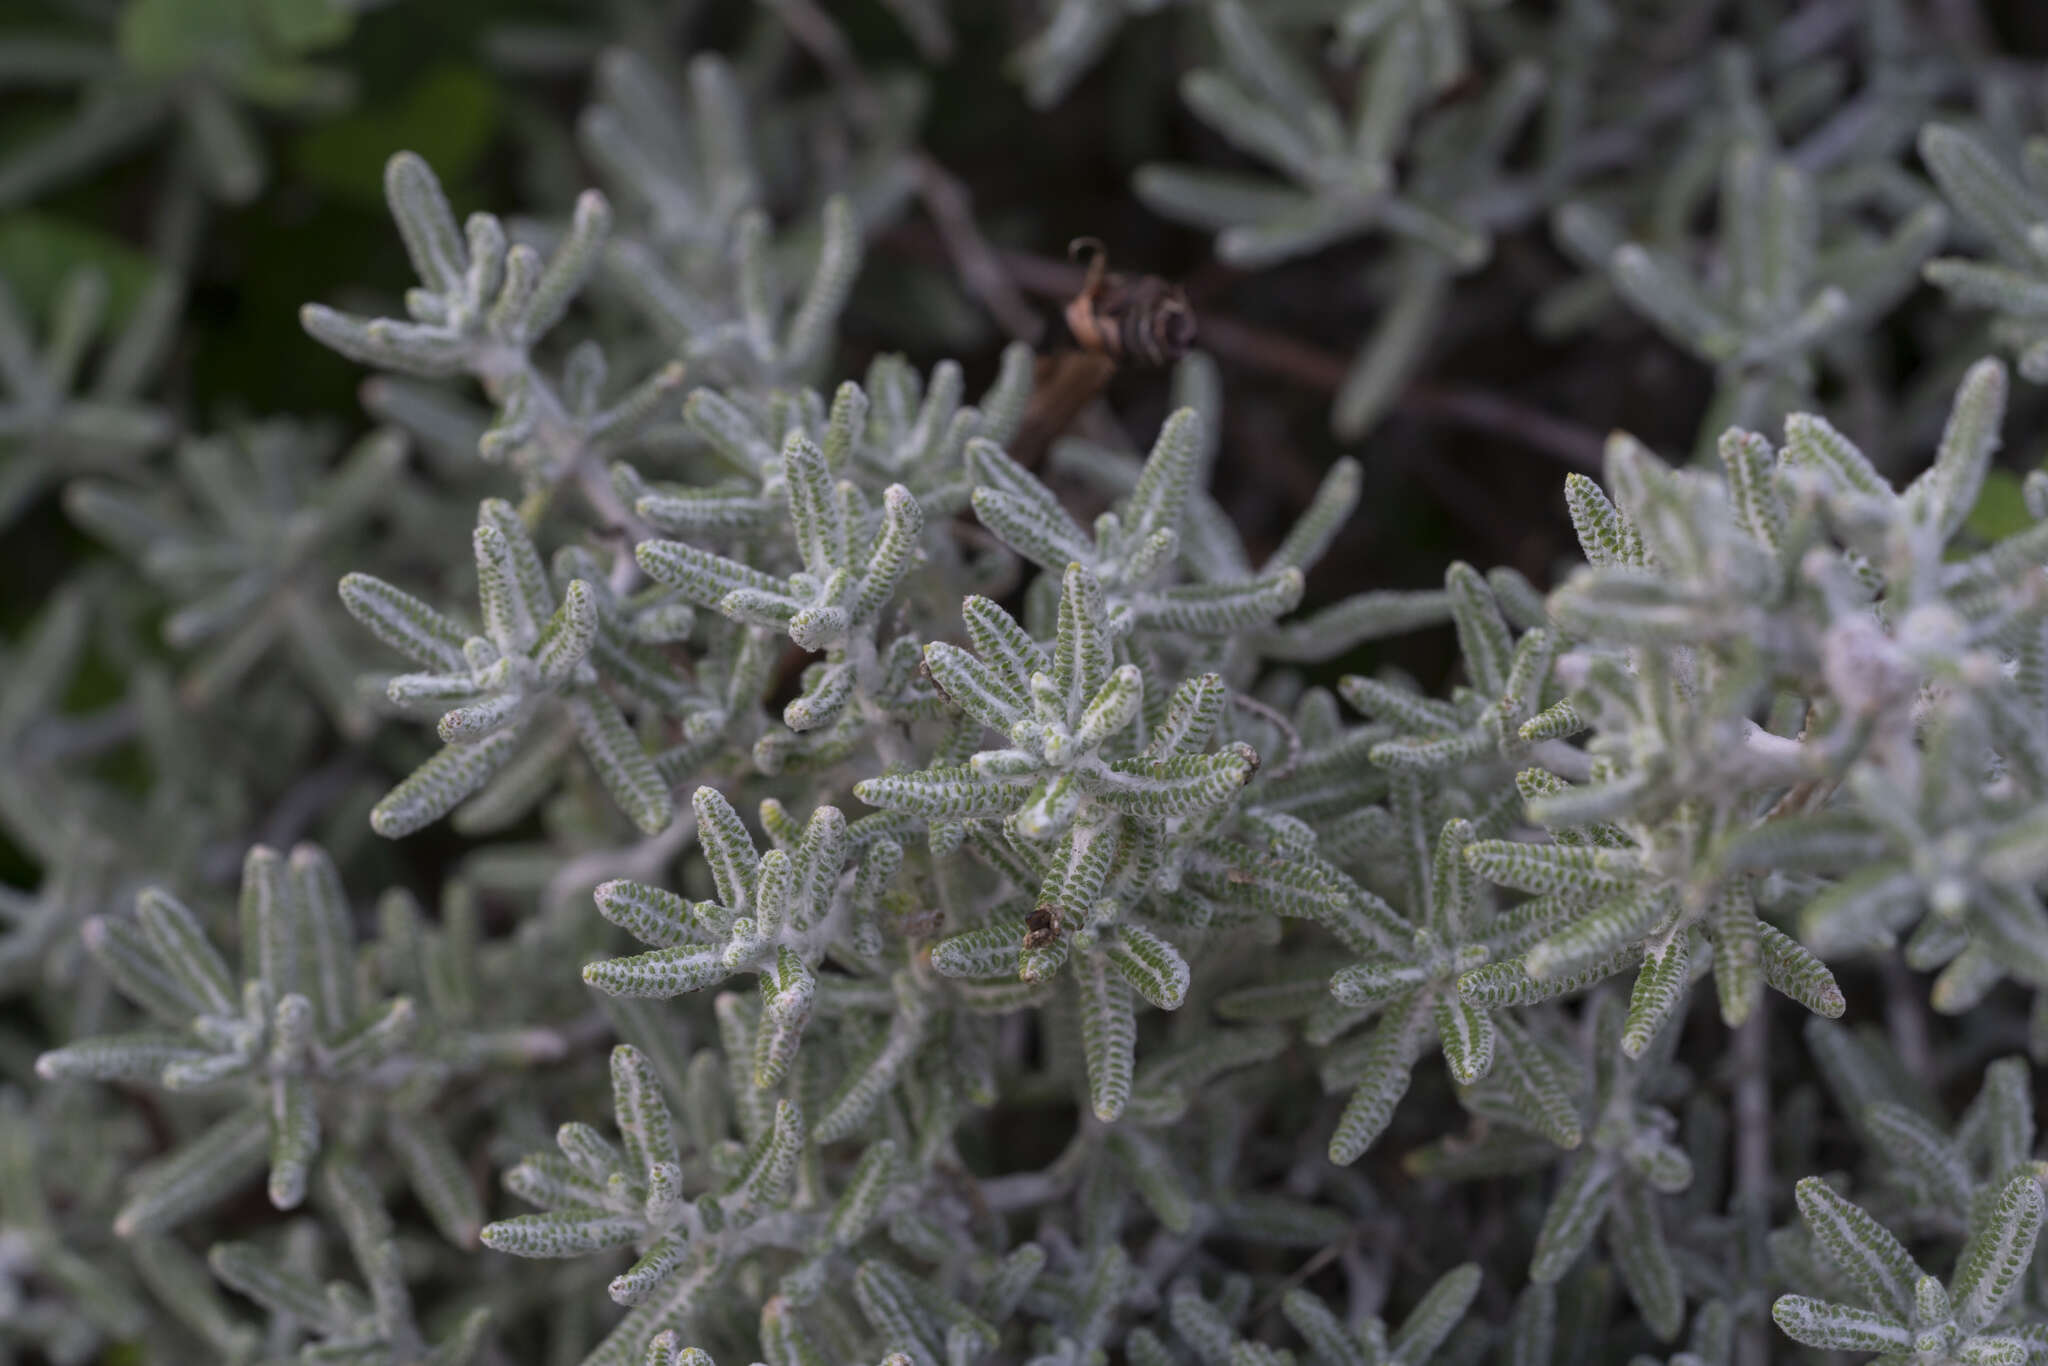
[1880,950,1935,1088]
[1249,1231,1361,1324]
[761,0,887,129]
[770,0,1048,352]
[1730,1004,1773,1366]
[542,805,699,919]
[1395,384,1605,473]
[881,227,1609,471]
[1230,690,1303,781]
[573,441,656,545]
[910,154,1045,343]
[201,753,369,884]
[766,0,1041,344]
[16,700,139,767]
[259,754,367,852]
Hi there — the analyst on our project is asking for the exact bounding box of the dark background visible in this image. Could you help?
[6,0,2048,829]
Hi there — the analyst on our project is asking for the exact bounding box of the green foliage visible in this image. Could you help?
[291,65,503,205]
[36,843,561,1239]
[1135,1,1524,435]
[0,229,180,530]
[1772,1173,2047,1362]
[0,0,357,209]
[1924,121,2048,384]
[11,4,2048,1366]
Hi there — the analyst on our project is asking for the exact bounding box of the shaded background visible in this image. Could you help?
[9,0,2048,662]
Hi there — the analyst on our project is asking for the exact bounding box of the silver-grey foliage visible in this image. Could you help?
[10,4,2048,1366]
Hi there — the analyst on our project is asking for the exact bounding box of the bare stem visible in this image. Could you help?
[1880,951,1935,1087]
[1229,690,1304,781]
[542,806,699,919]
[911,154,1044,343]
[1731,1004,1772,1366]
[761,0,887,129]
[882,227,1611,470]
[17,700,139,767]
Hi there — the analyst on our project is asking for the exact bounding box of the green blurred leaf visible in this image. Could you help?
[120,0,260,77]
[290,65,501,205]
[0,213,154,332]
[260,0,353,52]
[119,0,353,78]
[1967,469,2034,543]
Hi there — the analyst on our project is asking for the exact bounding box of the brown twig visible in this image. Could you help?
[766,1,1043,346]
[879,225,1609,471]
[759,0,886,129]
[771,1,1606,481]
[1395,384,1605,472]
[912,155,1045,343]
[1190,312,1350,392]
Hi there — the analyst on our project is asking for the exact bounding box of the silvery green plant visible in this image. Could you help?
[1771,1173,2046,1363]
[341,496,676,837]
[301,152,691,504]
[1533,15,1963,461]
[1008,0,1173,110]
[576,48,877,394]
[68,423,408,739]
[0,0,363,209]
[35,842,564,1242]
[1443,994,1694,1341]
[210,1161,494,1365]
[1560,135,1943,457]
[1922,120,2048,385]
[1802,1017,2044,1242]
[0,252,180,531]
[1043,352,1456,671]
[1135,2,1528,436]
[16,4,2048,1366]
[1130,1260,1483,1366]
